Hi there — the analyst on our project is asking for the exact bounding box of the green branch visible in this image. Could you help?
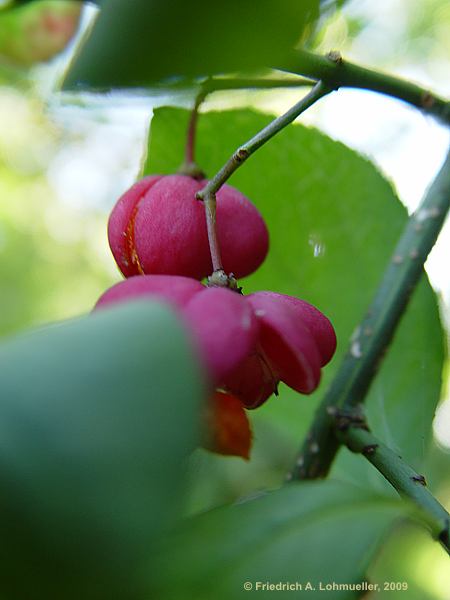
[336,423,450,555]
[197,81,332,202]
[278,49,450,125]
[196,81,332,285]
[289,148,450,481]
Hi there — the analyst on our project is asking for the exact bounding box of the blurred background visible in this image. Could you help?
[0,0,449,596]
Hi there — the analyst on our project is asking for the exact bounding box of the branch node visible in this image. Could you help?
[334,408,369,433]
[234,148,249,163]
[327,50,343,65]
[207,269,240,291]
[438,520,449,545]
[350,340,363,358]
[421,91,435,109]
[309,442,320,454]
[178,161,206,180]
[280,48,450,123]
[362,444,379,456]
[411,474,427,487]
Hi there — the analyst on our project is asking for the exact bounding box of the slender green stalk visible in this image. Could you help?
[180,80,319,284]
[177,92,225,277]
[204,192,223,273]
[200,75,313,94]
[184,93,204,166]
[289,148,450,481]
[336,424,450,555]
[196,81,332,285]
[184,76,313,176]
[196,81,332,201]
[278,49,450,125]
[178,91,207,179]
[142,75,314,97]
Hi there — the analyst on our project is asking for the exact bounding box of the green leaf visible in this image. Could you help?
[0,300,205,599]
[152,480,410,599]
[145,107,443,494]
[63,0,319,90]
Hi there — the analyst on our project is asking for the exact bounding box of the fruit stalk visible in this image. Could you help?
[185,91,206,167]
[183,91,224,274]
[203,191,223,273]
[290,147,450,481]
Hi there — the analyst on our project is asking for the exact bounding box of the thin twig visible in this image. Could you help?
[278,49,450,125]
[336,423,450,555]
[140,75,314,98]
[200,75,313,94]
[196,81,332,201]
[196,81,332,285]
[290,148,450,481]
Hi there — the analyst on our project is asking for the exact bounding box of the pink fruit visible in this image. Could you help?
[247,293,322,394]
[95,277,259,385]
[223,288,336,405]
[223,350,278,409]
[94,276,337,414]
[94,274,203,310]
[250,292,337,366]
[211,182,269,278]
[107,174,269,280]
[183,287,259,383]
[107,176,162,278]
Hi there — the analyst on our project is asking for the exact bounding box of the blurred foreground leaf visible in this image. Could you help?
[63,0,319,90]
[0,300,205,599]
[146,107,443,500]
[152,480,410,599]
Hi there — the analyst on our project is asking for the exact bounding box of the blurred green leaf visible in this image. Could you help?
[152,480,409,599]
[0,0,82,67]
[0,163,114,338]
[0,300,205,599]
[63,0,320,90]
[145,107,443,498]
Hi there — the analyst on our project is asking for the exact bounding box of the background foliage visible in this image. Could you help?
[146,106,443,500]
[0,0,449,598]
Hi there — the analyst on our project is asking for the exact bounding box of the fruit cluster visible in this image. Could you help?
[96,174,336,459]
